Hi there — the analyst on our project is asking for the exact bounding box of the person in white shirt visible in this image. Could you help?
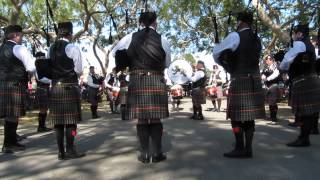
[0,25,36,153]
[280,24,320,147]
[104,68,120,113]
[212,11,265,158]
[35,52,52,132]
[49,22,85,160]
[87,66,103,118]
[188,61,207,120]
[261,55,281,124]
[111,11,171,163]
[207,65,223,112]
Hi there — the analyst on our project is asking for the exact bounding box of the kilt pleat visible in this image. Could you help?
[191,87,206,105]
[291,75,320,115]
[88,87,99,105]
[227,75,265,121]
[265,84,279,105]
[0,81,26,118]
[49,83,81,125]
[127,71,169,120]
[36,84,50,111]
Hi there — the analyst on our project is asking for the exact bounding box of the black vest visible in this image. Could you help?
[49,40,77,83]
[288,40,316,79]
[91,74,99,84]
[0,41,28,83]
[262,63,280,86]
[107,74,115,85]
[228,29,261,74]
[192,69,207,88]
[35,58,52,80]
[127,28,166,72]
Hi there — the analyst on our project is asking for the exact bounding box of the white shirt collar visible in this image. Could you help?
[59,38,70,42]
[238,28,251,32]
[7,40,17,44]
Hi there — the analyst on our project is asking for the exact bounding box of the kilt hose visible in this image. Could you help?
[88,87,99,106]
[0,81,26,120]
[36,83,50,112]
[49,83,81,125]
[119,86,128,105]
[127,70,169,124]
[290,75,320,116]
[227,74,265,121]
[265,84,279,106]
[191,87,206,105]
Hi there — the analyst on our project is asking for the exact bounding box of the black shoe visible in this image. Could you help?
[190,114,198,120]
[152,153,167,163]
[286,138,310,147]
[197,115,204,120]
[16,134,27,142]
[2,146,14,153]
[288,122,299,127]
[37,127,52,133]
[92,114,101,119]
[138,154,150,164]
[223,149,248,158]
[58,152,66,160]
[310,129,319,135]
[65,150,86,159]
[2,143,26,153]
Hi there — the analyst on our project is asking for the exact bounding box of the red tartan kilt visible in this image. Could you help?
[227,75,265,121]
[290,76,320,115]
[0,81,26,118]
[49,83,81,125]
[127,70,169,121]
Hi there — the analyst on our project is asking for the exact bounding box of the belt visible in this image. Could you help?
[292,74,319,85]
[130,69,163,76]
[52,82,78,87]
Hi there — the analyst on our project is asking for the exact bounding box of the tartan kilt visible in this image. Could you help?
[49,83,81,125]
[265,84,279,106]
[119,86,128,105]
[0,81,26,119]
[290,75,320,116]
[36,83,50,111]
[127,70,169,122]
[227,74,265,121]
[88,87,99,105]
[191,87,206,105]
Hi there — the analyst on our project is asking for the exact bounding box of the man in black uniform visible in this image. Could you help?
[112,11,171,163]
[280,24,320,147]
[49,22,85,159]
[189,61,207,120]
[213,11,265,158]
[0,25,36,153]
[35,52,52,132]
[87,66,102,119]
[261,55,281,124]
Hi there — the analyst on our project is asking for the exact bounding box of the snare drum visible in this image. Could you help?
[112,87,120,99]
[206,85,217,96]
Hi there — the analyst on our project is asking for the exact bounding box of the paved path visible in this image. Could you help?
[0,98,320,180]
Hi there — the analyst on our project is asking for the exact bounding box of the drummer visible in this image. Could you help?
[170,83,183,111]
[105,68,120,113]
[207,64,223,112]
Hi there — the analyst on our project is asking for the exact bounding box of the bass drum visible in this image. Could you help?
[167,60,193,85]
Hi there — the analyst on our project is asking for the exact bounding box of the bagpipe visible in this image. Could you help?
[115,49,131,72]
[34,52,52,79]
